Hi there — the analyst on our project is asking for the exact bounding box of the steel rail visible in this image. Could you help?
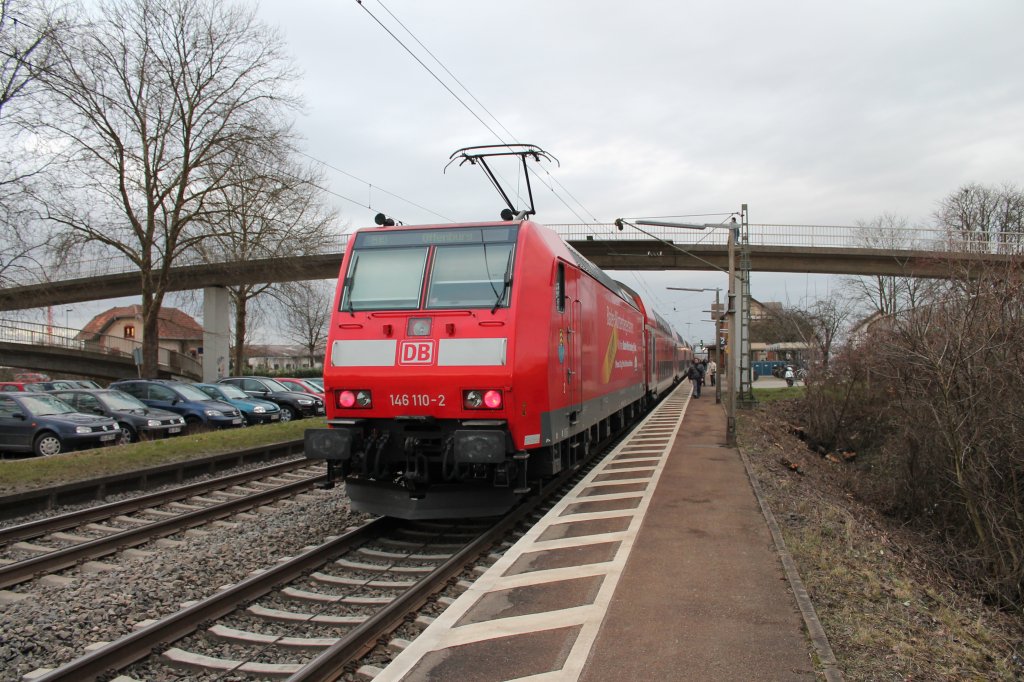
[0,438,306,521]
[289,455,599,681]
[0,456,310,544]
[0,473,325,589]
[33,396,633,680]
[32,517,395,682]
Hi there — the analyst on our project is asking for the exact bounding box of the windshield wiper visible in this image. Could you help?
[491,250,514,314]
[342,255,359,316]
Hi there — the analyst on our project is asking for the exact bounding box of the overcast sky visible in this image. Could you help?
[258,0,1022,224]
[239,0,1022,343]
[63,1,1024,346]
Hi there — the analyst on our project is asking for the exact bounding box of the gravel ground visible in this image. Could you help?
[0,482,366,681]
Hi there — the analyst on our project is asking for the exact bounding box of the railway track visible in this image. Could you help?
[27,438,600,681]
[0,457,327,590]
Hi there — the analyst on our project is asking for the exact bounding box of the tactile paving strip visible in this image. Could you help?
[374,383,689,682]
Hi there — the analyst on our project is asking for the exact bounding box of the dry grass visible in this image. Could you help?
[738,400,1024,681]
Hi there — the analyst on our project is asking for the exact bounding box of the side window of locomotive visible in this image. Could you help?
[555,262,565,312]
[426,243,514,309]
[340,247,428,311]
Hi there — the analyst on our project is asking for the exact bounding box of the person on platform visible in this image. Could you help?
[687,360,704,398]
[707,359,717,386]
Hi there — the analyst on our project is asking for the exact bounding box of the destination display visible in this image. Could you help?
[355,226,518,249]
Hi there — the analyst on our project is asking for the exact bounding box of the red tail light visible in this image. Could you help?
[463,389,503,410]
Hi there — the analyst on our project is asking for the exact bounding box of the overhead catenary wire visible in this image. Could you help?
[371,0,597,223]
[355,0,595,224]
[295,150,454,223]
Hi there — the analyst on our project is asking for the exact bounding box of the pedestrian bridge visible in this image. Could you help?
[0,221,1020,380]
[0,222,1019,311]
[0,319,201,381]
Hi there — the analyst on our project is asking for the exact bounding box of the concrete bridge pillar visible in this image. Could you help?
[202,286,231,382]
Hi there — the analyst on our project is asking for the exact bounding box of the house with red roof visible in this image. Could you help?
[75,305,203,359]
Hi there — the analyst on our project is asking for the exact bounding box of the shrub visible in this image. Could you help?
[806,264,1024,609]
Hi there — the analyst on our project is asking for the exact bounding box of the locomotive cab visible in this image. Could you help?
[306,222,531,518]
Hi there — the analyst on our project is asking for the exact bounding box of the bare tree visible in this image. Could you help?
[935,182,1024,253]
[0,0,64,117]
[843,213,930,316]
[272,279,333,368]
[749,306,814,345]
[36,0,300,376]
[194,144,339,373]
[794,293,854,369]
[0,0,68,286]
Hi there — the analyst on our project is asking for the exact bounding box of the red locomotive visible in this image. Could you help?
[304,216,690,518]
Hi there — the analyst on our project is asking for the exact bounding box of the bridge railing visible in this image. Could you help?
[0,319,202,379]
[550,223,1024,253]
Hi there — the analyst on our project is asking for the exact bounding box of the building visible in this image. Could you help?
[242,344,324,372]
[76,305,204,359]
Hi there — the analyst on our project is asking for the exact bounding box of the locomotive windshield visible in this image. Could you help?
[340,226,518,312]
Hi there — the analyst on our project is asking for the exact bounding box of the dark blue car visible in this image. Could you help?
[109,379,243,431]
[0,392,121,457]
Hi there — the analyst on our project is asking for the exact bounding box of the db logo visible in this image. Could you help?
[399,340,435,365]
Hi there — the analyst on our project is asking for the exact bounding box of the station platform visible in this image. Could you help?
[371,382,833,681]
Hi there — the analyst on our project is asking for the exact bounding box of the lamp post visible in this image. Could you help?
[65,308,72,338]
[667,286,723,405]
[621,211,742,445]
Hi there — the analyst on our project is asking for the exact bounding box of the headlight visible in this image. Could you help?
[253,406,266,413]
[204,409,224,417]
[337,389,372,409]
[147,419,161,427]
[297,399,313,405]
[76,426,92,434]
[463,389,503,410]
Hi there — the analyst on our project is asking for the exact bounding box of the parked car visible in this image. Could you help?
[109,379,244,431]
[29,380,82,391]
[217,376,325,422]
[49,389,186,444]
[0,392,121,456]
[72,380,103,389]
[0,382,41,393]
[275,377,325,399]
[193,383,282,426]
[304,377,324,392]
